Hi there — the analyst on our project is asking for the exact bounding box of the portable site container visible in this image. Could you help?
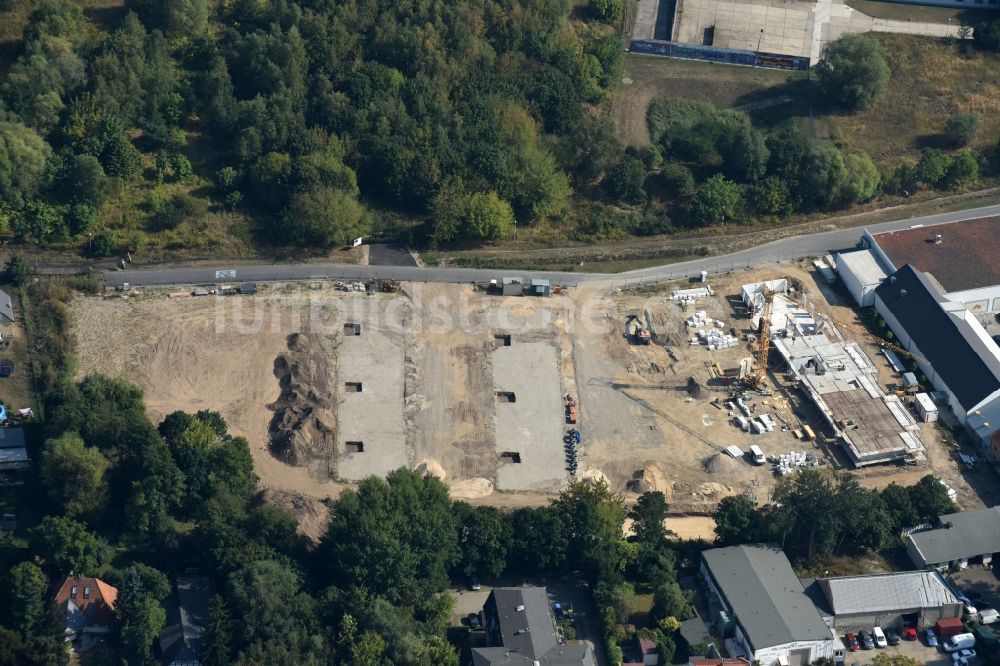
[915,393,938,423]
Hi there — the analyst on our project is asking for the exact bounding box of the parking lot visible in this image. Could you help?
[952,565,1000,613]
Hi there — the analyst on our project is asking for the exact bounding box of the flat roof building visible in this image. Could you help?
[835,249,887,307]
[907,506,1000,570]
[773,334,923,466]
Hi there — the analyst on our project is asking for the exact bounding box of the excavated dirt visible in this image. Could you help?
[256,489,332,545]
[267,332,338,470]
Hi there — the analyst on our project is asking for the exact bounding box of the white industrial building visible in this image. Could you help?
[701,545,845,666]
[835,249,887,307]
[874,265,1000,455]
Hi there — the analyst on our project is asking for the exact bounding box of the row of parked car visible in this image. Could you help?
[845,626,898,651]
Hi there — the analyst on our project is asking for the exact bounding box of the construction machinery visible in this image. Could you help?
[747,287,776,388]
[625,314,652,345]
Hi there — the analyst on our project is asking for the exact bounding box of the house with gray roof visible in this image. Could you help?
[907,506,1000,570]
[158,575,212,666]
[700,545,843,666]
[473,587,596,666]
[819,570,961,630]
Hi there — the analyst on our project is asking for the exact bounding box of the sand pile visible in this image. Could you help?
[415,459,447,480]
[627,465,668,494]
[694,482,730,497]
[258,488,332,545]
[268,333,338,466]
[704,453,738,474]
[449,478,494,499]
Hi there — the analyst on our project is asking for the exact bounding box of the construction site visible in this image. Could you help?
[71,264,980,524]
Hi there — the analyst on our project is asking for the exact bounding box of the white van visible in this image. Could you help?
[749,445,766,465]
[943,633,976,653]
[872,626,887,648]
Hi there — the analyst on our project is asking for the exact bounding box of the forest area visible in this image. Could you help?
[0,0,632,258]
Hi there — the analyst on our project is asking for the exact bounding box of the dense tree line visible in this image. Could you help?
[0,0,624,252]
[713,469,956,561]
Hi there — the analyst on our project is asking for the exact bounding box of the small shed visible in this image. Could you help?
[530,278,551,297]
[915,393,938,422]
[239,282,257,295]
[0,289,14,325]
[501,277,523,297]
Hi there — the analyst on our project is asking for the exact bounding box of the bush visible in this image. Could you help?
[815,34,890,110]
[945,112,981,147]
[589,0,624,23]
[915,148,952,188]
[605,156,647,204]
[974,19,1000,52]
[5,253,37,287]
[690,174,742,226]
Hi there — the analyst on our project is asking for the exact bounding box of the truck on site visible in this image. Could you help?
[749,445,766,465]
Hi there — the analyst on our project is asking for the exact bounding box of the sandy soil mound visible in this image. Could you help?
[415,459,447,480]
[704,453,738,474]
[581,469,610,486]
[258,488,331,545]
[627,465,669,495]
[268,333,338,467]
[694,481,730,497]
[449,478,494,499]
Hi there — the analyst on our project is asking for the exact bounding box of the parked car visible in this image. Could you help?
[872,626,888,648]
[0,360,13,378]
[903,626,917,641]
[981,608,1000,625]
[468,575,481,591]
[845,632,860,652]
[952,648,977,666]
[943,633,977,653]
[860,631,875,650]
[886,630,901,646]
[925,628,939,647]
[467,613,482,630]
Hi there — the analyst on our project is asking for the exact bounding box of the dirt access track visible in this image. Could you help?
[72,270,984,518]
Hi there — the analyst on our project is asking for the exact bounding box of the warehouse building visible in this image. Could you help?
[862,217,1000,321]
[874,265,1000,454]
[700,545,844,666]
[907,506,1000,570]
[817,571,961,630]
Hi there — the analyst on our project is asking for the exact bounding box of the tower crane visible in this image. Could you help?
[747,286,775,388]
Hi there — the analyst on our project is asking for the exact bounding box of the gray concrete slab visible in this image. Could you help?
[336,319,408,480]
[492,341,566,492]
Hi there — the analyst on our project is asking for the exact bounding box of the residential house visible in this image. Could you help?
[159,574,213,666]
[472,587,597,665]
[53,575,118,643]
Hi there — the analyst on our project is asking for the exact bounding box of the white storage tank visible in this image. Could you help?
[915,392,938,422]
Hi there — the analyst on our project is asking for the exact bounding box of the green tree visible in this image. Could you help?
[944,151,979,188]
[590,0,624,23]
[5,253,37,287]
[815,34,890,110]
[770,469,840,560]
[102,134,143,181]
[40,433,110,517]
[319,468,459,605]
[281,187,371,247]
[465,191,515,241]
[750,177,792,219]
[974,19,1000,52]
[915,148,952,188]
[125,0,208,38]
[65,155,110,207]
[508,506,570,572]
[713,495,760,546]
[0,627,24,666]
[454,503,513,577]
[0,121,50,207]
[201,595,232,666]
[629,491,670,544]
[551,479,626,581]
[945,112,981,147]
[908,475,956,524]
[841,153,880,204]
[350,631,387,666]
[31,516,106,574]
[606,156,647,204]
[116,567,166,666]
[691,174,742,225]
[226,559,318,655]
[653,580,693,620]
[9,562,47,636]
[881,483,918,531]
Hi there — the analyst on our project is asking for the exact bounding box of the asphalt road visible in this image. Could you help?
[101,204,1000,289]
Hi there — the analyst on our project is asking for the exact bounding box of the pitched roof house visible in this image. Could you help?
[53,575,118,640]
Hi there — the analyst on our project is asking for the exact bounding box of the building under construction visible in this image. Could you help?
[773,334,925,467]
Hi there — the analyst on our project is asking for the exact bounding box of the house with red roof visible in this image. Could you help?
[53,575,118,643]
